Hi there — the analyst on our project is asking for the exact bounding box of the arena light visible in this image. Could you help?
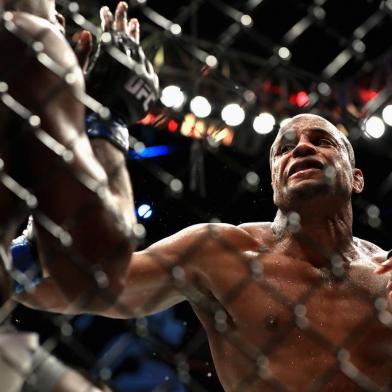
[161,85,186,109]
[167,119,179,132]
[382,105,392,126]
[137,204,153,219]
[170,23,182,36]
[240,14,253,27]
[363,116,385,139]
[181,114,234,146]
[205,55,218,68]
[221,103,245,126]
[190,96,212,118]
[359,88,378,103]
[253,112,276,134]
[295,91,310,107]
[278,46,291,60]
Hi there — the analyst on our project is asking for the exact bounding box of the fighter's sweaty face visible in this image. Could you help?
[270,114,357,207]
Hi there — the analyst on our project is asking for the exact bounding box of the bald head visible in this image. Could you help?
[270,114,355,168]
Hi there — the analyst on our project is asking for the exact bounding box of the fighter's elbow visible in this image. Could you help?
[73,281,128,315]
[72,256,131,315]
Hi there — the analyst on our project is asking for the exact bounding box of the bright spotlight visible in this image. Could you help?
[190,96,212,118]
[278,47,291,60]
[253,112,276,134]
[137,204,153,219]
[221,103,245,126]
[364,116,385,139]
[240,14,253,27]
[170,23,182,35]
[161,85,185,109]
[205,55,218,68]
[382,105,392,126]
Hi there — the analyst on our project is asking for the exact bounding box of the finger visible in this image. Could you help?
[100,6,113,32]
[127,18,140,44]
[114,1,128,32]
[74,31,93,73]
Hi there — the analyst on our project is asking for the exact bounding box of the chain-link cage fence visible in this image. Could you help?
[1,0,392,391]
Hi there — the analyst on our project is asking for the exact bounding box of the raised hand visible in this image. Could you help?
[86,1,160,124]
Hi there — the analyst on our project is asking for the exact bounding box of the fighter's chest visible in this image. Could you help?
[209,255,390,344]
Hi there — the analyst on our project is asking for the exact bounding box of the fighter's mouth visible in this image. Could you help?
[288,160,324,177]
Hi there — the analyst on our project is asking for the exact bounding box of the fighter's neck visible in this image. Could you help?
[272,204,356,267]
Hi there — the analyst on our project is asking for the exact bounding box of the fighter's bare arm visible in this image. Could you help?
[0,12,135,310]
[17,223,261,317]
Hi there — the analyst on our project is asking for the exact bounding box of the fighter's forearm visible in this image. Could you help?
[89,139,136,227]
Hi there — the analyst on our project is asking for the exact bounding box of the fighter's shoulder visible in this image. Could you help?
[196,222,262,245]
[353,236,387,262]
[238,222,274,242]
[148,223,260,253]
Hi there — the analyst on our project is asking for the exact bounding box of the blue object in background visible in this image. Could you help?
[74,309,187,391]
[128,145,174,160]
[10,235,42,294]
[113,360,186,392]
[137,204,153,219]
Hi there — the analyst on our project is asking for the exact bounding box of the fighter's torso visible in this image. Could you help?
[191,224,392,391]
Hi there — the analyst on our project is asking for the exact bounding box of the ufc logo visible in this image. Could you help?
[125,75,156,111]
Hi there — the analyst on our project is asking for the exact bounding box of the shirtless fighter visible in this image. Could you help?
[15,111,392,391]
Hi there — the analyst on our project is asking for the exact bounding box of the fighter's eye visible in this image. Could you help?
[279,143,296,154]
[314,138,333,146]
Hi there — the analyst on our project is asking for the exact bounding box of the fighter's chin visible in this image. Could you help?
[285,178,331,200]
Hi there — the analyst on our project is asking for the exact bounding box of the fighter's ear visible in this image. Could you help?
[352,168,364,193]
